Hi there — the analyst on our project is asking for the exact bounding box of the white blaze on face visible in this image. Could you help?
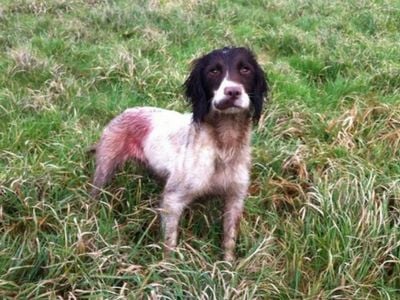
[212,72,250,113]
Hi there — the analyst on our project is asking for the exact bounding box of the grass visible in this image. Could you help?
[0,0,399,298]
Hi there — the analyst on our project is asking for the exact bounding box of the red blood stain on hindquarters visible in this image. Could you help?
[108,110,151,163]
[124,112,151,162]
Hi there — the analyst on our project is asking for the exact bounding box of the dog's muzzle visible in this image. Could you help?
[214,98,241,110]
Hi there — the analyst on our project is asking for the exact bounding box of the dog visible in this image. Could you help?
[90,47,268,261]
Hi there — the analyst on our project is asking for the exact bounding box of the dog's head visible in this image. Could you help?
[184,47,268,123]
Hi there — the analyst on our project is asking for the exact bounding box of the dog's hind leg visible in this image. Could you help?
[90,110,151,198]
[90,142,124,198]
[90,128,131,198]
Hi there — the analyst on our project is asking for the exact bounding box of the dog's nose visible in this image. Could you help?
[224,86,242,98]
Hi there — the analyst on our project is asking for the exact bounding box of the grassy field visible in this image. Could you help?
[1,0,400,298]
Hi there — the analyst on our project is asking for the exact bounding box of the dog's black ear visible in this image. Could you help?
[184,58,209,123]
[251,62,268,123]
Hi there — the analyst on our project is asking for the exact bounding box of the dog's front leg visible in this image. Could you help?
[160,190,191,256]
[223,194,245,262]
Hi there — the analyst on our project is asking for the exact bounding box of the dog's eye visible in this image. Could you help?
[208,68,221,76]
[240,66,251,75]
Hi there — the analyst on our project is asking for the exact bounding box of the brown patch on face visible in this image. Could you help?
[204,58,226,94]
[226,53,258,94]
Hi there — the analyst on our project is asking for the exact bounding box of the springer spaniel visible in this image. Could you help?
[91,47,268,261]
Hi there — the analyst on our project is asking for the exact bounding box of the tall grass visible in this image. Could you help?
[1,0,399,298]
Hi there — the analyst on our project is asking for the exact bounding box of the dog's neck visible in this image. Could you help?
[202,112,252,151]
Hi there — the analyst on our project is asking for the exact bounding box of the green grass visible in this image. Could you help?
[1,0,400,298]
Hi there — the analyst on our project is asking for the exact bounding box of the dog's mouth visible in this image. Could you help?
[214,98,242,110]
